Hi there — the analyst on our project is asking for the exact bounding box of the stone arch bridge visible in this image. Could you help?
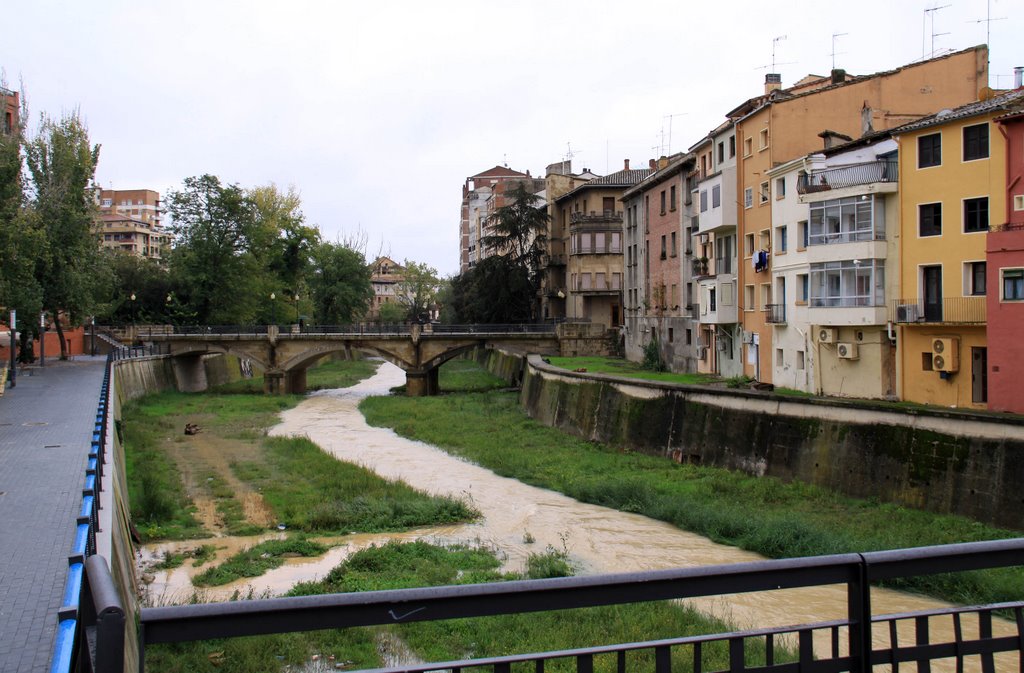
[139,323,592,396]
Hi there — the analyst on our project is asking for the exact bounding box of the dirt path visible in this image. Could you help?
[160,414,274,534]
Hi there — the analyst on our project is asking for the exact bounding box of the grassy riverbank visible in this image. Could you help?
[360,360,1023,606]
[123,358,477,542]
[149,540,787,673]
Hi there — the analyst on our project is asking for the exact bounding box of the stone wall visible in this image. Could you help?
[518,355,1024,530]
[114,353,251,403]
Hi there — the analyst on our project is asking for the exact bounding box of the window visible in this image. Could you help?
[729,136,736,158]
[660,191,666,215]
[1015,195,1024,211]
[670,185,677,211]
[809,260,886,307]
[965,261,986,296]
[759,128,769,150]
[776,348,784,367]
[700,190,708,212]
[670,231,677,257]
[686,328,692,345]
[668,328,674,343]
[797,274,809,304]
[717,142,724,164]
[741,187,752,209]
[808,196,880,244]
[760,283,772,310]
[919,203,942,237]
[712,185,721,208]
[922,352,934,371]
[963,123,989,161]
[798,220,809,249]
[603,197,615,213]
[745,233,755,256]
[775,225,788,253]
[775,177,786,199]
[759,181,770,204]
[1003,269,1024,301]
[796,350,805,370]
[671,284,678,308]
[744,284,755,310]
[660,235,667,259]
[709,287,717,311]
[743,137,753,157]
[964,197,988,233]
[918,133,941,168]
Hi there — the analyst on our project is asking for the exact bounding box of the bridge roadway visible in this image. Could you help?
[140,323,563,395]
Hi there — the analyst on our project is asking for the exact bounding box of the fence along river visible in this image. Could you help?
[141,361,1016,669]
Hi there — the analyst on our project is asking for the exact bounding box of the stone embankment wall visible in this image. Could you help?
[114,353,249,403]
[505,354,1024,530]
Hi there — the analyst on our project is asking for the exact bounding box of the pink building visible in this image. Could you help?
[986,96,1024,413]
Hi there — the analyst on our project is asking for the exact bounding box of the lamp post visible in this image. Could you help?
[39,311,45,367]
[294,293,300,325]
[91,316,96,356]
[270,292,276,326]
[130,293,136,341]
[8,310,15,388]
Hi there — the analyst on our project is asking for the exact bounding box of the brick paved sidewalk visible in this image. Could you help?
[0,357,107,673]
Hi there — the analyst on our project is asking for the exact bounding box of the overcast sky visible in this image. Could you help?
[2,1,1020,276]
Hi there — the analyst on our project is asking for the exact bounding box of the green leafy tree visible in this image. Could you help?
[98,251,173,324]
[166,175,261,324]
[23,111,103,357]
[448,256,533,323]
[377,301,407,324]
[394,260,440,322]
[308,241,373,324]
[248,183,320,308]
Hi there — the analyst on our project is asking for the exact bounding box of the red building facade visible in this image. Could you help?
[986,102,1024,413]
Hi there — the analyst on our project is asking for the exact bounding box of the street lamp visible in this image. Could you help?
[39,311,45,367]
[270,292,276,326]
[294,293,300,325]
[130,293,137,333]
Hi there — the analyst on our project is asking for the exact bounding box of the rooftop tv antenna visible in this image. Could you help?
[967,0,1005,73]
[661,113,687,156]
[923,4,951,59]
[831,32,848,70]
[754,35,795,73]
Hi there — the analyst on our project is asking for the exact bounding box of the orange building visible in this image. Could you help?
[893,89,1023,409]
[95,188,170,261]
[731,46,990,383]
[2,85,18,136]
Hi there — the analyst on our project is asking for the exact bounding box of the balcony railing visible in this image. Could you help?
[570,210,623,225]
[765,303,786,324]
[545,253,567,266]
[692,258,710,277]
[714,257,733,275]
[990,221,1024,233]
[891,297,987,324]
[797,159,898,195]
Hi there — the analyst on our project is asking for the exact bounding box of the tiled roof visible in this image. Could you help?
[556,168,654,202]
[893,88,1024,133]
[469,165,528,179]
[622,153,696,198]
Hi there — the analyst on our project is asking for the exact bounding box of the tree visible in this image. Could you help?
[308,241,373,324]
[23,110,103,357]
[394,260,440,322]
[377,301,407,324]
[248,183,320,306]
[447,256,534,323]
[166,175,261,324]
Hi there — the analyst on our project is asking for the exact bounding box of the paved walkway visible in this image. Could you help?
[0,356,107,673]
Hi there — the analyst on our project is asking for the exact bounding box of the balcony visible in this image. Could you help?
[692,258,710,278]
[574,279,622,295]
[765,303,786,324]
[545,253,567,267]
[570,210,623,225]
[891,297,986,325]
[797,159,898,195]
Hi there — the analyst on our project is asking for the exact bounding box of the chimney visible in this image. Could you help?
[624,159,630,171]
[765,73,782,94]
[831,68,846,85]
[861,101,874,136]
[1016,66,1024,88]
[649,158,656,169]
[658,156,670,170]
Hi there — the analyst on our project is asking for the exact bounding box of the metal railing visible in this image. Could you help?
[765,303,786,324]
[891,297,987,324]
[125,539,1024,673]
[52,355,123,673]
[570,210,624,224]
[797,159,898,194]
[137,323,559,339]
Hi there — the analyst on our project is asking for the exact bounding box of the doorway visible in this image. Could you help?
[923,266,943,322]
[971,347,988,404]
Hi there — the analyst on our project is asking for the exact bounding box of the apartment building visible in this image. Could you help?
[892,88,1022,409]
[621,154,697,370]
[95,188,170,261]
[2,85,18,136]
[367,256,404,321]
[556,161,652,328]
[986,88,1024,413]
[690,122,742,377]
[459,165,535,273]
[731,46,989,383]
[767,132,900,398]
[539,161,595,320]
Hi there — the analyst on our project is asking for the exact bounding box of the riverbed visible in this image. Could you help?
[141,362,1015,669]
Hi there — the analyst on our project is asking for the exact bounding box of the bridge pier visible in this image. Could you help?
[171,354,209,392]
[264,369,307,395]
[405,368,439,397]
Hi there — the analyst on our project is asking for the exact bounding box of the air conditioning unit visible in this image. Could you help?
[818,327,837,344]
[932,337,960,372]
[896,304,920,322]
[742,331,755,344]
[716,339,728,351]
[837,342,859,360]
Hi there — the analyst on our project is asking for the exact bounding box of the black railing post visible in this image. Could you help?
[849,555,872,673]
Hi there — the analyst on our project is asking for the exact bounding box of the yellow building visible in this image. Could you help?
[892,89,1023,408]
[95,188,170,261]
[731,47,989,384]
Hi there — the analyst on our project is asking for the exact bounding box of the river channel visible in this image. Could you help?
[141,362,1015,669]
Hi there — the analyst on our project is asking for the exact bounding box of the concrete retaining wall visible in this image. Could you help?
[114,353,250,404]
[515,355,1024,530]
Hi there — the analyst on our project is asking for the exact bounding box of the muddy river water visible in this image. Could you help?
[141,362,1015,669]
